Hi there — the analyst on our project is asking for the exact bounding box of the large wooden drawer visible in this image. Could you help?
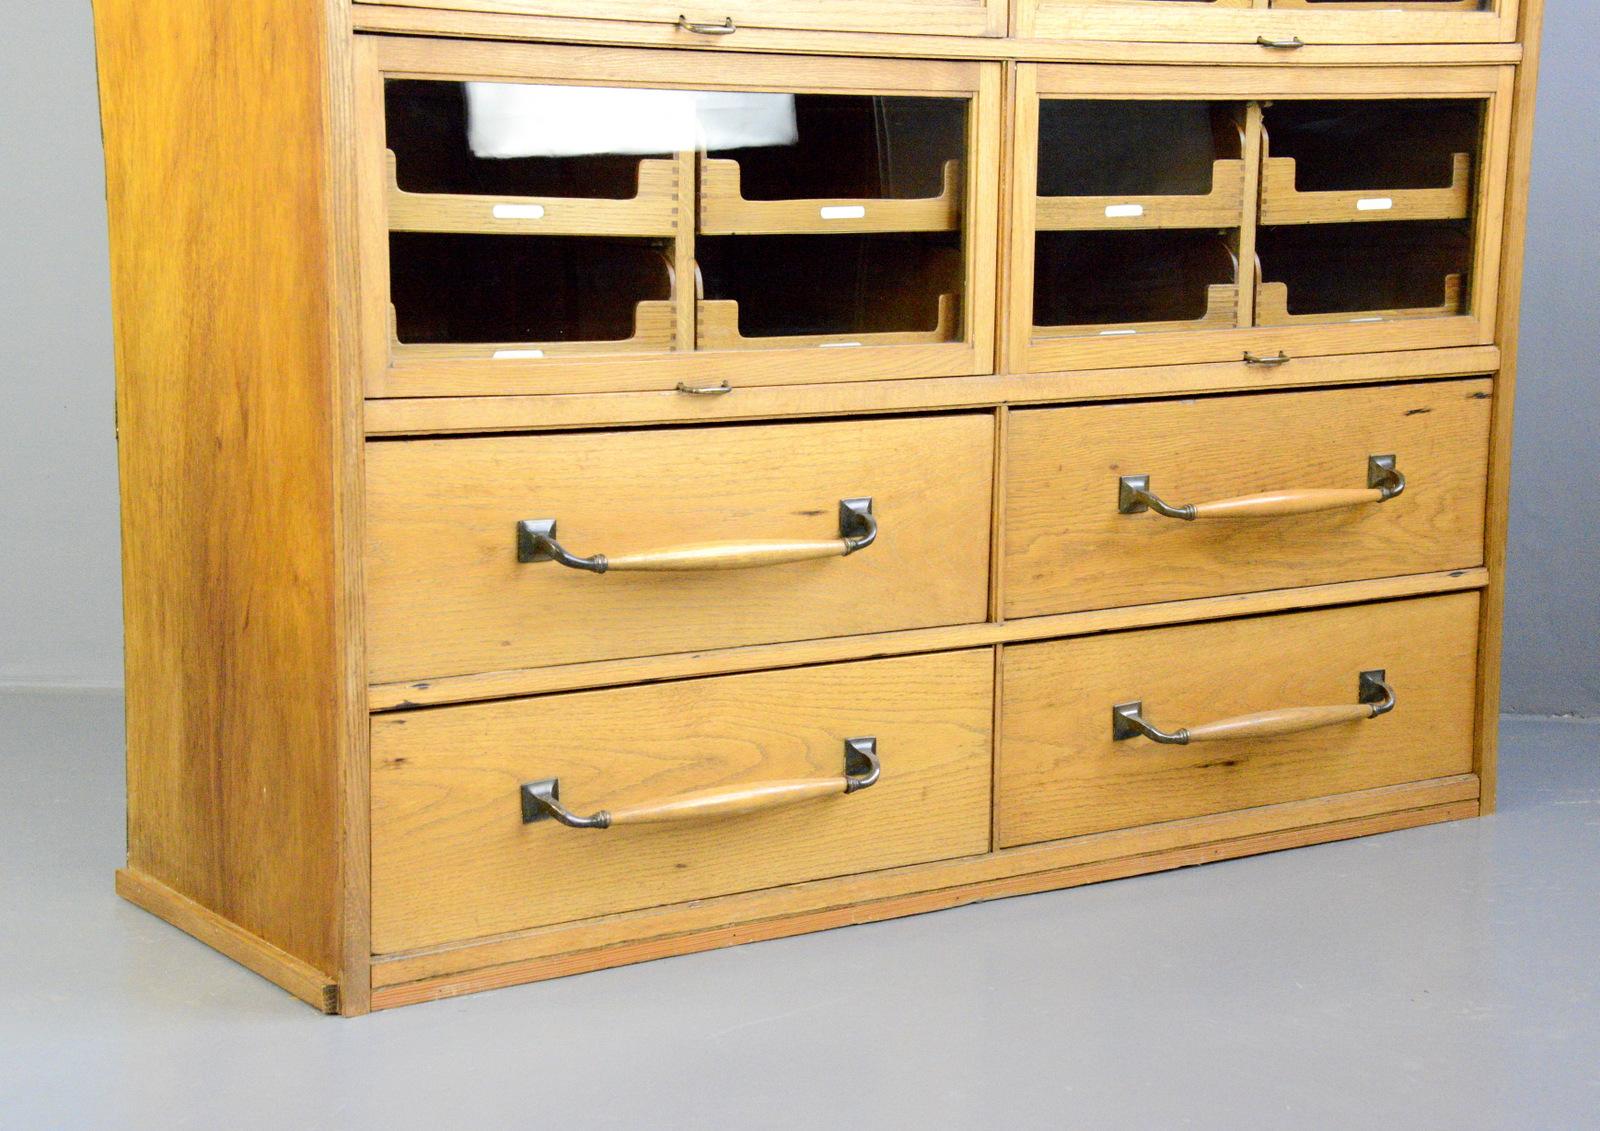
[371,650,994,953]
[997,593,1480,848]
[365,414,994,684]
[1004,380,1492,619]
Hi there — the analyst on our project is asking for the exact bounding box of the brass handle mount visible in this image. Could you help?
[517,497,877,574]
[1113,670,1396,746]
[1119,454,1404,522]
[677,14,737,34]
[522,737,881,829]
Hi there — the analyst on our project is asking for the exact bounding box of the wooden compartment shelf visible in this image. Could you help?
[386,232,680,355]
[699,158,963,236]
[1255,221,1472,326]
[696,232,964,350]
[1258,99,1481,227]
[1261,151,1472,226]
[385,150,683,237]
[1034,99,1247,233]
[698,293,960,350]
[1036,159,1246,232]
[1033,229,1240,338]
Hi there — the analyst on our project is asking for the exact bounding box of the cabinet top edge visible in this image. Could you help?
[350,6,1526,68]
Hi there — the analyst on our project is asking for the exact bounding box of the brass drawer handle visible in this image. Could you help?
[677,14,737,34]
[1256,35,1305,49]
[1244,350,1291,367]
[1113,671,1396,747]
[517,497,877,574]
[676,380,733,396]
[1119,454,1404,522]
[522,737,881,829]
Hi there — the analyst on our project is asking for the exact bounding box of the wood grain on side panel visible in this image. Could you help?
[93,0,360,985]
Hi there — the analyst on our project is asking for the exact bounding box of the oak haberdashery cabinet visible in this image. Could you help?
[92,0,1544,1014]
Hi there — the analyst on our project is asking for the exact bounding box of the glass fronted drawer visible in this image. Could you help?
[357,38,1001,397]
[1014,0,1520,46]
[1007,64,1514,373]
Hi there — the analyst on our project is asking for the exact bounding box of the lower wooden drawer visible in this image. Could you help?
[997,593,1480,848]
[371,650,994,953]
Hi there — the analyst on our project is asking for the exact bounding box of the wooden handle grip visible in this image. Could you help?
[602,538,852,572]
[1189,487,1386,520]
[1183,703,1377,743]
[606,777,847,825]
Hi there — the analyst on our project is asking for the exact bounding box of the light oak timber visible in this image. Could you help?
[363,346,1500,436]
[1034,159,1247,231]
[349,6,1523,63]
[325,11,374,1018]
[370,651,995,952]
[368,567,1489,711]
[364,0,1004,39]
[1256,275,1467,327]
[116,869,340,1014]
[370,776,1480,1002]
[699,158,964,235]
[1021,4,1520,47]
[385,151,683,236]
[996,593,1481,845]
[364,414,994,683]
[93,0,369,1012]
[1475,0,1544,812]
[1004,379,1493,617]
[1259,151,1474,226]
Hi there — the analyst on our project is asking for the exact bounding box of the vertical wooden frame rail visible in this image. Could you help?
[1013,0,1522,47]
[357,37,1003,398]
[1009,64,1515,374]
[1475,0,1545,812]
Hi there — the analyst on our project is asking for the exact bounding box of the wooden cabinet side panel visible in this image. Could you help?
[92,0,359,978]
[1475,0,1545,812]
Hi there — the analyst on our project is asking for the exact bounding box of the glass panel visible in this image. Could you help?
[1032,100,1245,338]
[1257,98,1484,326]
[381,79,973,362]
[698,233,962,347]
[1034,230,1238,334]
[389,234,673,350]
[1256,222,1472,323]
[708,94,967,201]
[1262,99,1483,193]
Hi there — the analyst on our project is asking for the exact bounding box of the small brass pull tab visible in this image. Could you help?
[675,380,733,396]
[1256,35,1305,49]
[678,14,737,34]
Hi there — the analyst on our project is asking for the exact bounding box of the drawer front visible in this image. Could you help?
[1018,2,1520,48]
[371,650,994,953]
[362,0,1002,38]
[1004,380,1491,619]
[997,593,1479,847]
[366,414,994,684]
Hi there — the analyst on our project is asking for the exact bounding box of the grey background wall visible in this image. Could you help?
[0,3,1594,712]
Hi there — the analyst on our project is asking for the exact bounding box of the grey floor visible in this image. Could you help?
[0,693,1596,1130]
